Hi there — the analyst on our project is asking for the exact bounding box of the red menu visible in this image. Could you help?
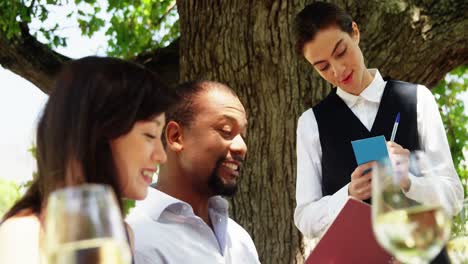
[305,198,393,264]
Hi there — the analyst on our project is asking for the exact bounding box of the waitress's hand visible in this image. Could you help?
[348,161,375,200]
[387,141,411,191]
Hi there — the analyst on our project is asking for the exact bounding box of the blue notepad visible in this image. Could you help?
[351,135,390,165]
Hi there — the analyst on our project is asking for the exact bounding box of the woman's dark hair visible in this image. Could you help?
[2,56,176,222]
[294,1,353,54]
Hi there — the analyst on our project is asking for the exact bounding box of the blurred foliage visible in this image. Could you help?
[451,200,468,240]
[0,0,179,58]
[0,179,22,218]
[123,199,136,216]
[432,65,468,238]
[0,145,35,218]
[433,65,468,196]
[27,144,38,182]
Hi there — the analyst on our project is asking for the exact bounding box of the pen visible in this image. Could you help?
[390,112,400,142]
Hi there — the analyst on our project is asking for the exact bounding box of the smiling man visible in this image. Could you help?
[127,81,260,264]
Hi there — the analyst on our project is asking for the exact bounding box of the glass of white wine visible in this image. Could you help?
[44,184,132,264]
[447,198,468,264]
[372,151,452,264]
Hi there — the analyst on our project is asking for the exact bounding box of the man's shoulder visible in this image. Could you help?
[226,217,246,229]
[126,187,182,223]
[126,207,171,252]
[126,203,156,232]
[226,217,255,242]
[225,217,260,261]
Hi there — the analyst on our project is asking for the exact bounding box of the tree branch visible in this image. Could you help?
[153,1,177,29]
[353,0,468,88]
[0,23,180,94]
[0,22,70,94]
[132,38,180,88]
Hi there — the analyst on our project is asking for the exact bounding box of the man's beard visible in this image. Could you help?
[207,158,239,196]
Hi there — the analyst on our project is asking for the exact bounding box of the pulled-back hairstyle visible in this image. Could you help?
[294,1,353,54]
[2,56,176,222]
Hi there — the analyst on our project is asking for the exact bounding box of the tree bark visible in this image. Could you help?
[177,0,467,263]
[177,1,326,263]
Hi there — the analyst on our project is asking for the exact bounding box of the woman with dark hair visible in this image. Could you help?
[293,2,462,263]
[0,56,176,263]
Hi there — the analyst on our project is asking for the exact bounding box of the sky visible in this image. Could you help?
[0,4,466,184]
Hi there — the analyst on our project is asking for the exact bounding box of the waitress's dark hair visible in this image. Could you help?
[294,1,353,54]
[2,56,176,222]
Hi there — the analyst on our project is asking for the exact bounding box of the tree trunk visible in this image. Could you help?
[177,0,467,263]
[177,1,328,263]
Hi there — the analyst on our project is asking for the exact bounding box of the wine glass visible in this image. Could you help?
[447,198,468,264]
[372,151,453,264]
[44,184,132,264]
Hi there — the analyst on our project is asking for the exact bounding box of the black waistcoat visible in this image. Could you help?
[313,80,421,199]
[313,80,452,264]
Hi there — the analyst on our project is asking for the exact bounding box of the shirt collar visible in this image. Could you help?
[136,187,183,221]
[336,69,385,108]
[138,187,230,221]
[208,196,230,214]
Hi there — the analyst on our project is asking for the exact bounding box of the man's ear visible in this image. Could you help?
[165,121,184,152]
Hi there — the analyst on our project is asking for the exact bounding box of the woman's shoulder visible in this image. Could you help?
[0,211,41,244]
[0,211,41,263]
[0,209,40,233]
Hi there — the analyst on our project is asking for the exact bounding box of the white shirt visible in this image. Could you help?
[294,69,464,238]
[126,188,260,264]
